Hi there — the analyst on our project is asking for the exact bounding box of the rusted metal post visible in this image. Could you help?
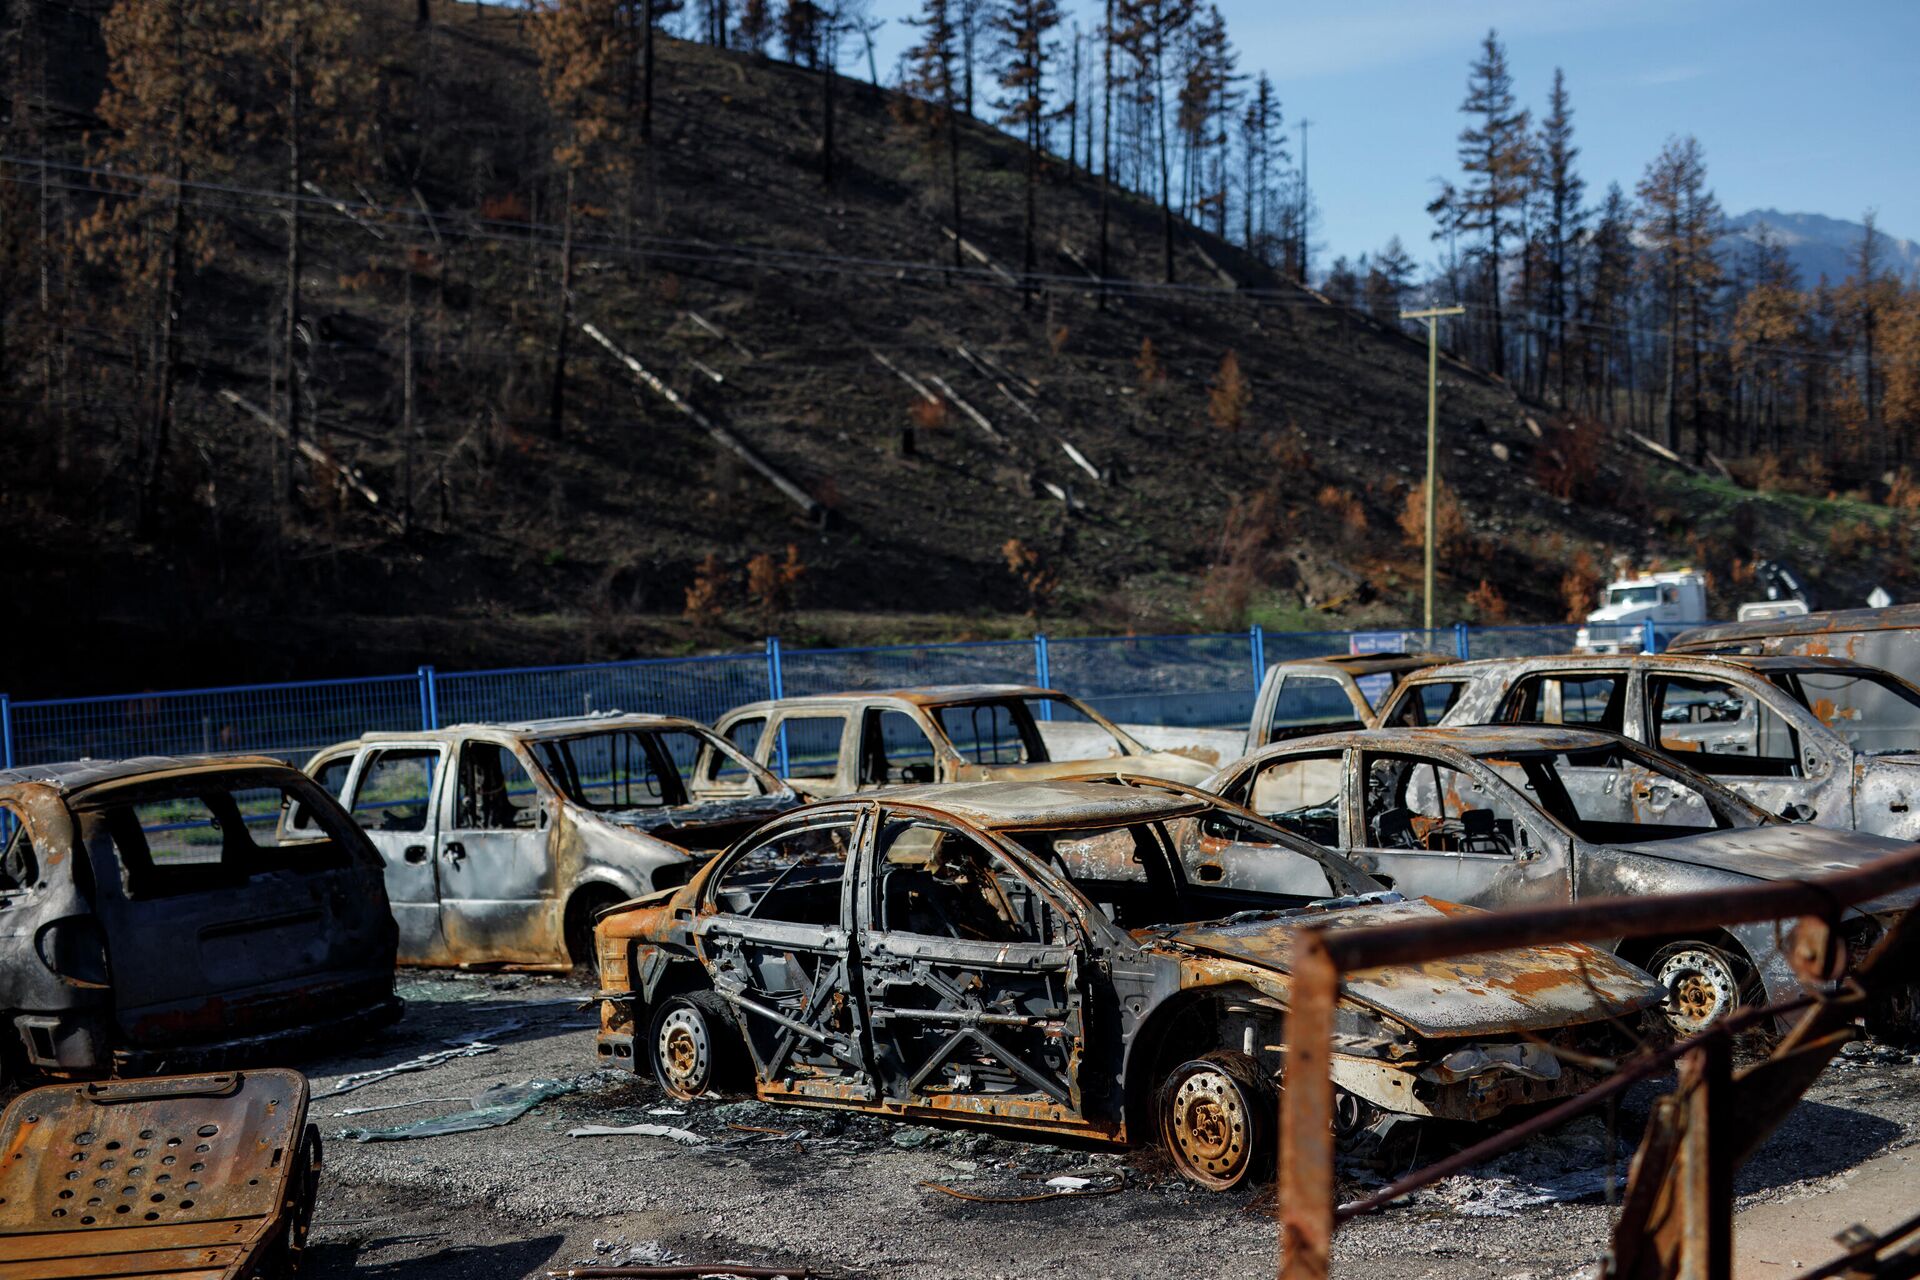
[1676,1034,1733,1280]
[1279,930,1337,1280]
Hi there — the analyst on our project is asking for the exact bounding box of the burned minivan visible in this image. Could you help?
[0,756,400,1085]
[299,713,799,970]
[592,780,1665,1190]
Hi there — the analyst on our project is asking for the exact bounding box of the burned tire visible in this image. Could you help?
[564,887,625,983]
[1651,940,1754,1036]
[648,991,747,1101]
[1155,1050,1276,1192]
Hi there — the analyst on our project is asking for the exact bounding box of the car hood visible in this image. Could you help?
[1611,826,1920,913]
[965,753,1215,787]
[1584,602,1657,624]
[598,791,801,840]
[1141,896,1664,1039]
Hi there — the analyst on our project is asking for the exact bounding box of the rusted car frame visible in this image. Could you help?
[1244,653,1455,752]
[1202,725,1919,1034]
[1672,602,1920,689]
[1276,840,1920,1280]
[0,757,400,1082]
[0,1068,321,1279]
[711,685,1214,799]
[593,778,1665,1189]
[1397,652,1920,841]
[297,713,800,970]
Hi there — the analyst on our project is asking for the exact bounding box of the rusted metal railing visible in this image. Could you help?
[1277,842,1920,1280]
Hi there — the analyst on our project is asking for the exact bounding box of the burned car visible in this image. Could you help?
[592,779,1664,1190]
[1203,725,1920,1034]
[298,713,799,970]
[0,756,400,1085]
[710,685,1214,799]
[1392,652,1920,841]
[1244,652,1455,751]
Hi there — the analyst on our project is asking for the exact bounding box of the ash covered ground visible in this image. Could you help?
[299,972,1920,1280]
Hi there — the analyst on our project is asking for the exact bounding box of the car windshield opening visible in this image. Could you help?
[1770,669,1920,755]
[534,729,757,810]
[1477,746,1757,844]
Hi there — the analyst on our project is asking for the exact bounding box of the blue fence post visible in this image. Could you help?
[1454,622,1470,660]
[1642,618,1658,655]
[766,636,790,777]
[0,692,13,769]
[417,666,439,729]
[1248,625,1266,687]
[1032,634,1052,718]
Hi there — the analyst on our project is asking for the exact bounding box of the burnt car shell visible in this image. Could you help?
[0,756,400,1077]
[594,780,1664,1154]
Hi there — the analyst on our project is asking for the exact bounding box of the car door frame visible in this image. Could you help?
[338,741,450,966]
[755,707,857,798]
[1630,663,1847,824]
[1343,745,1573,909]
[691,806,876,1101]
[434,735,562,966]
[852,804,1094,1125]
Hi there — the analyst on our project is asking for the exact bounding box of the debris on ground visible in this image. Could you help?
[568,1122,708,1146]
[318,1020,530,1097]
[338,1078,576,1142]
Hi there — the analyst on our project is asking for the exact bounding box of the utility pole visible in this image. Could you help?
[1402,304,1465,634]
[1295,118,1312,279]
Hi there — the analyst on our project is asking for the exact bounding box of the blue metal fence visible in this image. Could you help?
[0,620,1720,771]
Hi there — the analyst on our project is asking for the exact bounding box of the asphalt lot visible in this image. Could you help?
[282,970,1920,1280]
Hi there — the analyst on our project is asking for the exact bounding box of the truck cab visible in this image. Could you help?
[1576,568,1709,654]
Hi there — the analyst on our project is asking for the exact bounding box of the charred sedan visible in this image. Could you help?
[298,713,800,970]
[593,780,1663,1190]
[0,756,400,1084]
[1203,725,1920,1035]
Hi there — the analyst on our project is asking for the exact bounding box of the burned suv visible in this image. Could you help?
[299,713,799,969]
[0,756,400,1084]
[592,780,1663,1190]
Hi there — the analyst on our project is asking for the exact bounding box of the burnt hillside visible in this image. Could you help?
[3,1,1911,696]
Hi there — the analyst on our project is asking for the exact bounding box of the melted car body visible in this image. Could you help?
[1381,653,1920,842]
[1203,725,1919,1034]
[711,686,1215,798]
[0,757,400,1079]
[297,713,799,969]
[592,779,1663,1188]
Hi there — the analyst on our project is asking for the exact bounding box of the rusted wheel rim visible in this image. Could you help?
[1166,1069,1250,1189]
[657,1007,711,1098]
[1657,947,1739,1035]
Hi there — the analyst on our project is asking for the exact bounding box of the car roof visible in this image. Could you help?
[1674,603,1920,649]
[1267,652,1453,678]
[868,780,1203,827]
[1410,652,1876,679]
[1270,724,1624,756]
[0,754,296,795]
[352,711,707,746]
[726,685,1055,713]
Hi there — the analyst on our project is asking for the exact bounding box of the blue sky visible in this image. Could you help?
[860,1,1920,271]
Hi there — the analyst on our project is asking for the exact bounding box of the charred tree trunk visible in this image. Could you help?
[1096,0,1113,310]
[283,21,304,515]
[548,170,576,440]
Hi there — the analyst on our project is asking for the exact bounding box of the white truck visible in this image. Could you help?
[1576,568,1709,654]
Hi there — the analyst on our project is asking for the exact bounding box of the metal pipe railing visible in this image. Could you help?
[1277,841,1920,1280]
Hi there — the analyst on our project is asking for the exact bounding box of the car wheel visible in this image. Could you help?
[648,992,746,1101]
[1651,941,1748,1036]
[1156,1050,1275,1191]
[565,889,624,983]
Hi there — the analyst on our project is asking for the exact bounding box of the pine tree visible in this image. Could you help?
[781,0,825,66]
[1236,72,1284,263]
[1173,5,1237,238]
[1451,29,1531,378]
[1637,135,1721,457]
[1538,69,1584,407]
[1366,236,1417,323]
[1115,0,1196,283]
[1581,183,1635,423]
[991,0,1063,303]
[737,0,772,51]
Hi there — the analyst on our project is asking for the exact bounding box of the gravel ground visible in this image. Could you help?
[294,972,1920,1280]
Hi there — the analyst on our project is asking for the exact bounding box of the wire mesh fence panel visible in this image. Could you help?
[9,673,425,769]
[1466,623,1635,659]
[434,654,773,729]
[1046,633,1255,728]
[777,641,1038,698]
